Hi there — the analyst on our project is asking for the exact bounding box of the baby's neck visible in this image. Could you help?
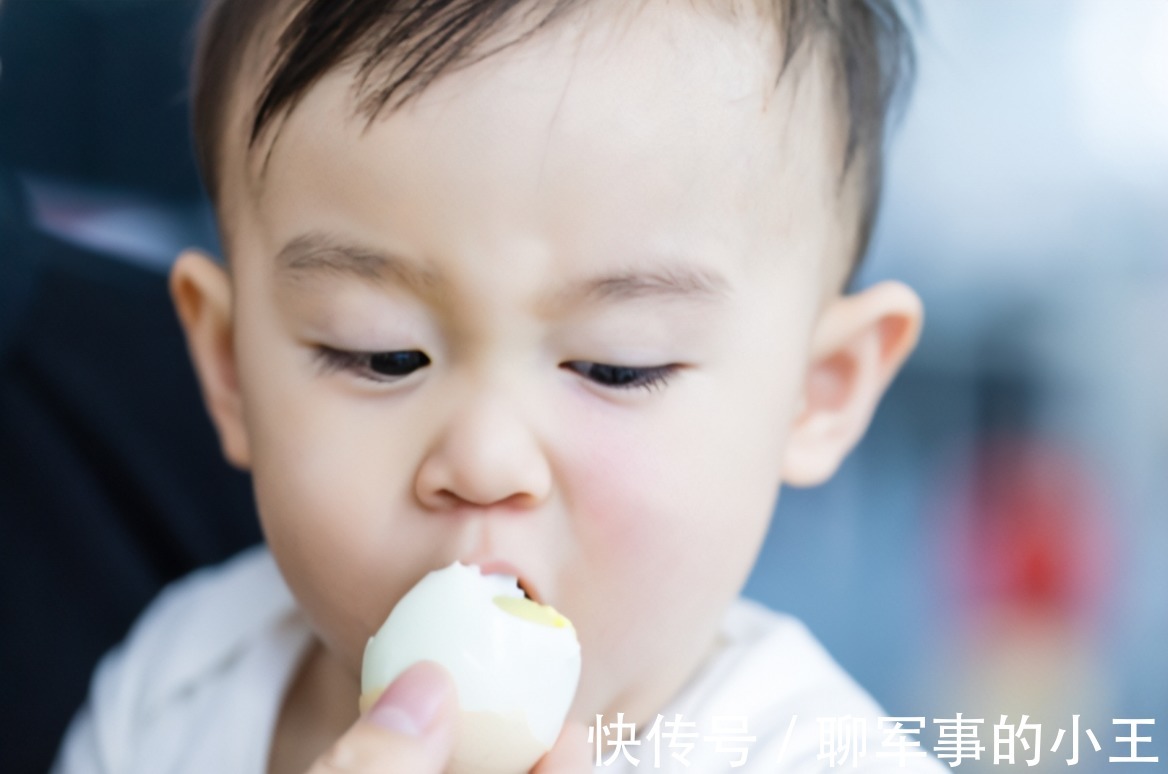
[267,638,360,774]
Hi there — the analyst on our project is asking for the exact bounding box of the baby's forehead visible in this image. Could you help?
[226,0,839,206]
[223,1,828,174]
[245,0,791,147]
[197,0,912,286]
[251,0,784,100]
[241,13,822,195]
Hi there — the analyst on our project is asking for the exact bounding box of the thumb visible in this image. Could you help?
[530,720,593,774]
[309,661,458,774]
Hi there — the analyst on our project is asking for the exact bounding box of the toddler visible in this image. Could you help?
[55,0,942,771]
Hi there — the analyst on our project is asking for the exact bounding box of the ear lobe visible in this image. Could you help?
[782,280,923,487]
[170,249,251,469]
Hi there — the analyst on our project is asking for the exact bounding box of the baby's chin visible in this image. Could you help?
[566,660,660,728]
[580,624,726,726]
[314,632,364,687]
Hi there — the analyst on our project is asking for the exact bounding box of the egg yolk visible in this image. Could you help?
[493,596,573,629]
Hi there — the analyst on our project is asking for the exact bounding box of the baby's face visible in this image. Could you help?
[214,4,849,721]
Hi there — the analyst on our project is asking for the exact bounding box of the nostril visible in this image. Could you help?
[431,489,540,512]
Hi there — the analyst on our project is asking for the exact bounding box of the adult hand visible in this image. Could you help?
[305,660,592,773]
[307,660,456,773]
[530,720,593,774]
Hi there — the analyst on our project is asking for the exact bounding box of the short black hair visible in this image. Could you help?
[192,0,914,281]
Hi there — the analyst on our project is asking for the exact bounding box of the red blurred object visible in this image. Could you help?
[947,434,1110,619]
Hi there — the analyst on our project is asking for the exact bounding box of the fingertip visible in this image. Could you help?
[366,660,458,739]
[530,720,593,773]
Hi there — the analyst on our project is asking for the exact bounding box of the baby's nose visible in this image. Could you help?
[413,393,552,511]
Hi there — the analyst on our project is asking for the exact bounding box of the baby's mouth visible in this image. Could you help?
[516,578,538,602]
[476,559,542,604]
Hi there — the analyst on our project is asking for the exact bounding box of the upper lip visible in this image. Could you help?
[471,558,541,604]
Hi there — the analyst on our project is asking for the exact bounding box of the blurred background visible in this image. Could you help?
[750,0,1168,769]
[0,0,1164,772]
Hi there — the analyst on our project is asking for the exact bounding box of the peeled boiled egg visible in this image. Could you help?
[360,562,581,774]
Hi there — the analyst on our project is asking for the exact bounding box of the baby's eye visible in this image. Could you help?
[562,361,678,392]
[314,347,431,382]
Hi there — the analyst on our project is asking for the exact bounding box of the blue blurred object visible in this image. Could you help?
[0,0,203,201]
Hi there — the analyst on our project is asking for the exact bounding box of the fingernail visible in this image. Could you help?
[366,661,451,737]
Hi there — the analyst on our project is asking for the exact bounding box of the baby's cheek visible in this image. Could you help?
[249,398,414,662]
[562,434,732,707]
[559,414,730,630]
[562,405,736,552]
[569,434,682,558]
[558,390,782,616]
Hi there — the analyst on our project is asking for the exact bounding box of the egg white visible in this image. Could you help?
[361,562,581,772]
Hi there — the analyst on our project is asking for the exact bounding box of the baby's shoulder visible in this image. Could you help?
[52,546,312,774]
[661,599,946,772]
[110,546,296,703]
[699,598,885,720]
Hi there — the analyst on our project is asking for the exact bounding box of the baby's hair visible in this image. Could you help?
[192,0,914,282]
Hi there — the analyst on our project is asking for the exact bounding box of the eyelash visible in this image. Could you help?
[561,361,678,392]
[313,347,679,392]
[313,347,432,382]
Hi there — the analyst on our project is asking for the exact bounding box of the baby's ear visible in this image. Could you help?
[170,249,251,470]
[781,280,923,487]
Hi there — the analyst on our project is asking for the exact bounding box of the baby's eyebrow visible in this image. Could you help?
[275,232,446,295]
[549,264,732,311]
[275,230,731,309]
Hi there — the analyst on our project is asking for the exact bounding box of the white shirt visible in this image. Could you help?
[52,546,945,773]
